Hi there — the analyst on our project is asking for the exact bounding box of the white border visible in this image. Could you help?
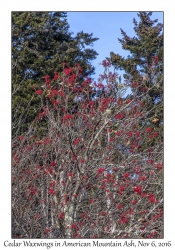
[0,1,174,249]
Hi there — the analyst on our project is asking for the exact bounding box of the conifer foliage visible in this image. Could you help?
[109,12,163,149]
[12,12,99,135]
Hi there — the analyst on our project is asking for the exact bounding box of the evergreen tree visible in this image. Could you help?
[108,12,163,149]
[12,12,99,136]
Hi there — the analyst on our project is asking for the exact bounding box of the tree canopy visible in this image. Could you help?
[108,12,163,149]
[12,12,163,239]
[12,12,99,135]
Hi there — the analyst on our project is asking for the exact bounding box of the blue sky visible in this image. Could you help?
[67,12,163,83]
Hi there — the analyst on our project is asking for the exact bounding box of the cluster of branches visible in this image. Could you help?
[12,61,163,239]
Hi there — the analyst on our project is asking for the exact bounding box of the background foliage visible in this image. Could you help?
[12,12,99,135]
